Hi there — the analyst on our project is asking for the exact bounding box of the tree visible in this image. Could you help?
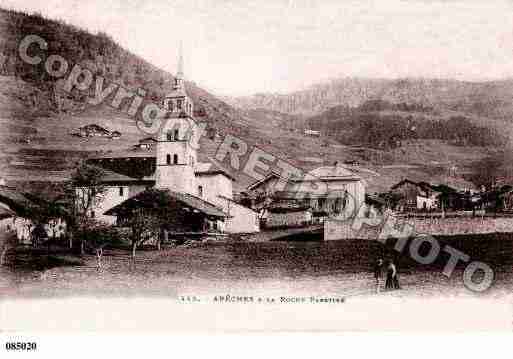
[0,226,17,266]
[22,195,66,251]
[60,163,107,254]
[79,220,122,271]
[125,208,162,270]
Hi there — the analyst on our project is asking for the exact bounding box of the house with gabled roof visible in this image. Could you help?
[246,161,366,226]
[390,179,441,212]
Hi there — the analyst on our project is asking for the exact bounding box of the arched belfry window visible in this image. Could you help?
[166,154,171,165]
[173,154,178,164]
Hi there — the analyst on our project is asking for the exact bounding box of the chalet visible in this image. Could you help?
[304,129,320,137]
[247,161,366,227]
[78,124,112,138]
[110,131,122,140]
[104,189,229,238]
[390,179,440,212]
[0,184,66,243]
[134,137,157,150]
[261,204,312,229]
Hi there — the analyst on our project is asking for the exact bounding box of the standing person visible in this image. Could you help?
[385,260,395,290]
[392,260,401,289]
[373,258,384,293]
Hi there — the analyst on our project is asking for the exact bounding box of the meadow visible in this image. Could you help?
[3,233,513,299]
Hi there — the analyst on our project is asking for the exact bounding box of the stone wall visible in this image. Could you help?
[325,215,513,240]
[266,210,312,229]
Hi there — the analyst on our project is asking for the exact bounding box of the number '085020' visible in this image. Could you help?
[5,342,37,351]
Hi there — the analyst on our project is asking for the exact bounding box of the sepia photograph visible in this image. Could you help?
[1,0,513,347]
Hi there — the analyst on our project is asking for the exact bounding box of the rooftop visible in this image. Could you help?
[307,164,361,180]
[104,189,228,218]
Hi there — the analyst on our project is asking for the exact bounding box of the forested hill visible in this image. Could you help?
[0,7,245,127]
[300,100,507,150]
[224,77,513,120]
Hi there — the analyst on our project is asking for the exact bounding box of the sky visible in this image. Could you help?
[2,0,513,96]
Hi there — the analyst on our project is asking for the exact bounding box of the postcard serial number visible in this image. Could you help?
[5,342,37,351]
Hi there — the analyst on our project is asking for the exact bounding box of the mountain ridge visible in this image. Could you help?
[223,77,513,121]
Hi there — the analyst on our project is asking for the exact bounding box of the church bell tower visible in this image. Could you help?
[155,45,197,194]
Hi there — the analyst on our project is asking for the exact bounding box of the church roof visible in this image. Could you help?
[99,168,144,183]
[195,158,236,181]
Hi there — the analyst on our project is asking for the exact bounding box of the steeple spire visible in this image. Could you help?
[174,41,184,89]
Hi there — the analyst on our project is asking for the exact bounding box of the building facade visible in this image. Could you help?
[247,162,366,227]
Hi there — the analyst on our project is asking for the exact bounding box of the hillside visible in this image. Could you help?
[0,8,268,189]
[300,100,506,149]
[0,8,508,195]
[224,77,513,126]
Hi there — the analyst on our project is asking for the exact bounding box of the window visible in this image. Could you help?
[90,211,95,218]
[119,187,124,197]
[166,131,173,141]
[318,198,326,209]
[334,198,341,213]
[198,185,203,197]
[177,99,183,110]
[173,154,178,164]
[174,129,179,140]
[166,154,171,165]
[169,101,173,112]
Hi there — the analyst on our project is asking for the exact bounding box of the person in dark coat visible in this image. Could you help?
[385,259,400,290]
[385,260,397,290]
[373,258,384,293]
[32,223,47,248]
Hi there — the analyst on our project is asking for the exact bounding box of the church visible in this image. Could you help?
[84,52,260,235]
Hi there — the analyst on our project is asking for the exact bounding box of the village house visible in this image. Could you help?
[247,162,366,227]
[390,179,441,212]
[303,129,320,137]
[262,204,312,229]
[0,181,66,244]
[82,53,259,235]
[110,131,122,140]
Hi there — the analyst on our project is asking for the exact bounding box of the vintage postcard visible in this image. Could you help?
[1,0,513,343]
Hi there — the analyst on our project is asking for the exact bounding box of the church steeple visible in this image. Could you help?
[174,41,184,90]
[163,42,194,117]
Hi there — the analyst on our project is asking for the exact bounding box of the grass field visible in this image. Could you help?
[3,233,513,299]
